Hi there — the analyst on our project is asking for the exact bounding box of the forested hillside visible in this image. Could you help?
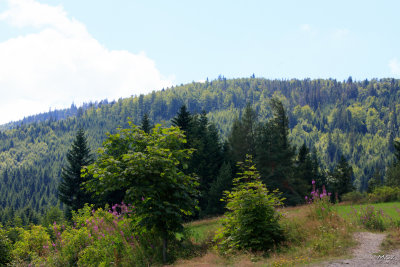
[0,77,399,224]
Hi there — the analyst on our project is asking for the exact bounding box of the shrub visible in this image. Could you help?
[12,225,51,263]
[0,224,12,265]
[30,203,168,266]
[368,186,400,203]
[349,205,391,231]
[214,156,285,254]
[342,191,368,204]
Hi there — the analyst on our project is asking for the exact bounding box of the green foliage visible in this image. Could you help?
[228,103,258,163]
[41,206,64,227]
[0,224,12,265]
[140,113,152,133]
[58,128,94,216]
[0,77,399,222]
[385,162,400,187]
[368,186,400,203]
[173,107,225,216]
[12,204,165,266]
[214,156,285,253]
[205,161,233,215]
[306,182,334,220]
[327,156,354,201]
[349,205,390,231]
[341,191,368,204]
[84,123,199,263]
[12,225,51,264]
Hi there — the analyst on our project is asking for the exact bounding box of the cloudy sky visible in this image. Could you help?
[0,0,399,124]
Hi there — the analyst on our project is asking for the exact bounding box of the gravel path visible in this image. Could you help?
[322,232,400,267]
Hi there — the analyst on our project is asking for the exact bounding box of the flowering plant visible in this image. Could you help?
[306,181,333,220]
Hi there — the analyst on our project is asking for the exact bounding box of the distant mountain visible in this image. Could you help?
[0,100,111,131]
[0,76,399,224]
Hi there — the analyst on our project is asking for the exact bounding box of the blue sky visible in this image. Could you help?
[0,0,399,124]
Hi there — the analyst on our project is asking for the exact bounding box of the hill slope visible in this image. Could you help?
[0,77,399,224]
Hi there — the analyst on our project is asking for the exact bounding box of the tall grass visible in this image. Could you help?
[337,202,400,231]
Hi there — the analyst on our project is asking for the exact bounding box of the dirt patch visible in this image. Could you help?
[323,232,400,266]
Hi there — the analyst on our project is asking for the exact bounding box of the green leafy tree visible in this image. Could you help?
[0,224,12,266]
[214,156,284,253]
[58,129,94,218]
[84,123,199,263]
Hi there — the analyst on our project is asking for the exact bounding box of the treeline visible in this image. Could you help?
[0,77,400,224]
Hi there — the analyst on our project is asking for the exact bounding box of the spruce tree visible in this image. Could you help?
[228,103,258,163]
[171,105,192,137]
[140,113,152,133]
[329,155,354,201]
[58,129,94,216]
[205,161,233,215]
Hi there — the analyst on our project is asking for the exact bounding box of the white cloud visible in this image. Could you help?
[389,58,400,76]
[331,28,350,40]
[300,24,312,32]
[0,0,173,124]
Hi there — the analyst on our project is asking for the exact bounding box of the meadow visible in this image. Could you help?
[177,201,400,266]
[337,202,400,222]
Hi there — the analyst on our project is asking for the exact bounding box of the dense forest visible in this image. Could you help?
[0,76,399,225]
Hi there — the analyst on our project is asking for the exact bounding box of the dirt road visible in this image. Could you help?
[323,232,399,267]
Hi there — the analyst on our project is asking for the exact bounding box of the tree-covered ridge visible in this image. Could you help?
[0,77,399,224]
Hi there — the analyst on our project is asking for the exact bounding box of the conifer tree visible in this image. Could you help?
[140,113,152,133]
[58,129,94,217]
[171,105,193,138]
[205,161,233,215]
[228,103,258,163]
[328,155,354,201]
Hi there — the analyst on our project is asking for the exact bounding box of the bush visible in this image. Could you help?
[12,225,51,263]
[342,191,368,204]
[214,156,285,254]
[0,224,12,265]
[349,205,391,231]
[24,203,171,266]
[368,186,400,203]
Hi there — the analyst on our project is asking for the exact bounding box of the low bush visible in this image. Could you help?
[9,203,179,266]
[12,225,51,264]
[214,157,285,254]
[368,186,400,203]
[349,205,392,231]
[342,191,368,204]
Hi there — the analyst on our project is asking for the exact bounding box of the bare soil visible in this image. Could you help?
[322,232,400,267]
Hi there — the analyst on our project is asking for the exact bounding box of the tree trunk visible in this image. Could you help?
[162,233,168,264]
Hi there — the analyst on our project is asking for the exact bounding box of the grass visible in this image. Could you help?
[174,201,400,266]
[174,204,356,266]
[380,227,400,253]
[185,217,222,244]
[336,202,400,221]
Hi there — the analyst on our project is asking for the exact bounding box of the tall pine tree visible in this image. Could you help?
[58,129,94,217]
[140,113,152,133]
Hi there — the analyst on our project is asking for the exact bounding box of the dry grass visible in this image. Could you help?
[380,227,400,253]
[171,251,268,267]
[171,205,356,266]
